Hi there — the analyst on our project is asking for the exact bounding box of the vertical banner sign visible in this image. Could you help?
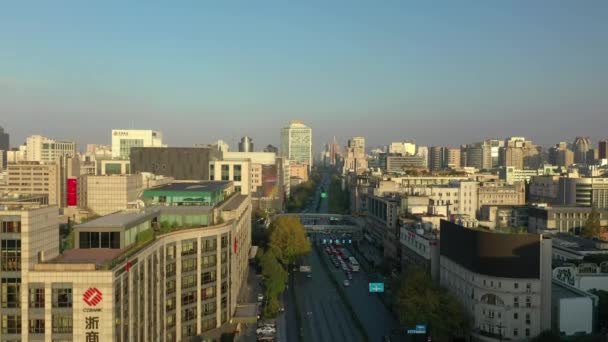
[234,237,238,255]
[67,177,78,207]
[83,288,102,341]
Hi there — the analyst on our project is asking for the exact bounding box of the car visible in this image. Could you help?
[256,326,276,335]
[257,294,264,302]
[343,280,350,287]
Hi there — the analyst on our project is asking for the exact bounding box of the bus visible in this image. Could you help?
[348,257,360,272]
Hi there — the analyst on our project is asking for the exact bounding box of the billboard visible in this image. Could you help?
[260,165,279,198]
[67,177,78,207]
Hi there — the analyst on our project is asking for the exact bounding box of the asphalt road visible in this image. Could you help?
[286,172,399,342]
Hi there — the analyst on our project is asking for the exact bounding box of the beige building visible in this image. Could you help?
[446,148,461,169]
[0,162,61,206]
[558,177,608,208]
[79,174,144,216]
[1,182,252,342]
[26,135,77,162]
[477,181,526,212]
[529,176,561,203]
[210,159,251,195]
[289,162,309,182]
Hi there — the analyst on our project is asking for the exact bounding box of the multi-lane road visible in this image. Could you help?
[286,172,399,342]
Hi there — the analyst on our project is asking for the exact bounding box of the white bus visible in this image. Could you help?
[348,256,360,272]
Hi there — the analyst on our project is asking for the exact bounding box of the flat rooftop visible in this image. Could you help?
[147,181,231,193]
[222,194,248,211]
[552,280,591,300]
[51,248,124,267]
[552,233,605,252]
[76,210,157,229]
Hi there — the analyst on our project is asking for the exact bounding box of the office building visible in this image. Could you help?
[429,146,445,171]
[528,205,608,234]
[79,174,144,216]
[366,194,401,262]
[289,162,309,182]
[111,129,165,159]
[446,147,461,169]
[342,137,367,176]
[400,222,440,281]
[548,142,574,167]
[385,155,426,173]
[280,120,312,169]
[209,159,251,195]
[0,162,61,206]
[130,147,222,180]
[500,137,541,170]
[26,135,77,162]
[573,137,591,165]
[462,141,492,170]
[499,165,562,184]
[440,221,552,341]
[1,181,251,341]
[416,146,428,168]
[0,126,8,169]
[99,159,131,175]
[5,146,26,164]
[599,140,608,160]
[529,176,561,203]
[349,137,365,154]
[388,141,416,156]
[477,181,526,210]
[557,177,608,208]
[238,136,253,153]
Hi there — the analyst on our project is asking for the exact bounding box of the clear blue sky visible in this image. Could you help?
[1,1,607,151]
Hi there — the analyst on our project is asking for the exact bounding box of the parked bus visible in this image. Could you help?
[348,256,360,272]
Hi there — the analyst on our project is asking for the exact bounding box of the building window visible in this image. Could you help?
[513,328,518,337]
[1,240,21,271]
[166,297,176,312]
[166,279,176,294]
[202,286,215,301]
[202,255,216,269]
[526,297,531,308]
[29,319,45,334]
[52,288,72,308]
[525,328,530,337]
[52,314,73,334]
[203,239,216,252]
[1,221,21,233]
[514,313,518,319]
[1,315,21,334]
[513,296,519,308]
[233,164,242,182]
[221,165,230,181]
[182,258,196,273]
[182,307,196,322]
[526,313,531,325]
[166,263,176,277]
[1,278,21,308]
[203,301,216,315]
[202,271,216,285]
[526,283,532,293]
[181,240,197,256]
[202,317,216,332]
[182,290,196,306]
[235,186,241,193]
[221,281,228,294]
[182,274,196,289]
[209,164,215,180]
[182,322,196,337]
[29,287,45,308]
[514,282,519,289]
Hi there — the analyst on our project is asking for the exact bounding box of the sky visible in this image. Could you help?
[1,1,607,151]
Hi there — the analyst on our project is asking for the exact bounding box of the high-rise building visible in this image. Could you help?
[0,161,61,206]
[549,142,574,167]
[79,174,144,216]
[573,136,591,164]
[558,177,608,208]
[462,141,492,170]
[26,135,77,162]
[111,129,165,159]
[429,146,445,171]
[238,136,254,152]
[343,137,368,175]
[280,120,312,169]
[599,140,608,160]
[0,125,9,169]
[416,146,429,168]
[446,148,461,169]
[500,137,541,169]
[388,141,416,155]
[349,137,365,154]
[1,182,252,341]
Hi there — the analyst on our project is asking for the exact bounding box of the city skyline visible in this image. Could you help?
[2,2,607,148]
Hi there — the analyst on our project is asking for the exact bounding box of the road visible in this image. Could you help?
[286,172,399,342]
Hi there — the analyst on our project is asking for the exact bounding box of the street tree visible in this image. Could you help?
[395,268,469,340]
[268,216,311,265]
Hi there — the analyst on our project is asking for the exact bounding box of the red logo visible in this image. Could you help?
[83,288,103,307]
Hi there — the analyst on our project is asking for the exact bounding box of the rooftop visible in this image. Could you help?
[552,233,606,252]
[552,280,594,300]
[147,181,231,193]
[75,210,157,229]
[51,248,124,267]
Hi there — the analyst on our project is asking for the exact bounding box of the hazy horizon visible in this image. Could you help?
[1,1,607,150]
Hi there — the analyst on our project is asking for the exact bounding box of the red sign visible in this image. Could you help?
[233,237,238,255]
[67,178,78,207]
[83,288,103,307]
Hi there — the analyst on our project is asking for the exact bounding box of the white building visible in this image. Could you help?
[440,221,552,341]
[26,135,77,162]
[388,141,416,156]
[280,120,312,169]
[111,129,165,159]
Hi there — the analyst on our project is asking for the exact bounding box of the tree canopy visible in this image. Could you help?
[257,248,288,318]
[268,216,311,265]
[582,206,603,239]
[395,268,469,340]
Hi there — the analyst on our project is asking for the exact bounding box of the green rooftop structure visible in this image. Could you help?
[142,181,233,207]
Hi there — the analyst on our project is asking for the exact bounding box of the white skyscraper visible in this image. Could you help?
[280,120,312,169]
[111,129,165,159]
[26,135,77,162]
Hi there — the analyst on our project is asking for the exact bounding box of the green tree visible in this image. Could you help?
[395,268,469,341]
[258,249,287,318]
[582,206,602,239]
[268,216,311,265]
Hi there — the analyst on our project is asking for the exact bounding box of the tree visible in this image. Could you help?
[258,248,287,318]
[395,268,469,340]
[268,216,311,265]
[582,206,602,239]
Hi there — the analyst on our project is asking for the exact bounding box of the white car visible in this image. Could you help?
[256,326,276,335]
[343,279,350,287]
[257,294,264,302]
